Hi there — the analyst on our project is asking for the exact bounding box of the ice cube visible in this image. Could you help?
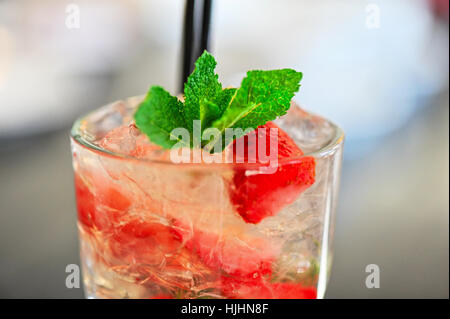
[98,124,140,154]
[275,103,335,154]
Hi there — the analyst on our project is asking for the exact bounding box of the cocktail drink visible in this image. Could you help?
[70,52,344,299]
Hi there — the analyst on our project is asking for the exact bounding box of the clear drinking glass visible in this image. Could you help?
[70,96,344,299]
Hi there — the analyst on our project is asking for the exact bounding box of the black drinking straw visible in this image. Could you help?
[180,0,213,93]
[199,0,213,55]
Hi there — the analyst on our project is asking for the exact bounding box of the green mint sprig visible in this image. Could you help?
[134,51,302,153]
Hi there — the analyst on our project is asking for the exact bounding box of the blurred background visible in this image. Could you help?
[0,0,448,298]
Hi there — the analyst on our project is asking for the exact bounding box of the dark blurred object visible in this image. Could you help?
[429,0,449,20]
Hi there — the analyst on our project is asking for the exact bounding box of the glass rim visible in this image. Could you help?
[70,100,345,169]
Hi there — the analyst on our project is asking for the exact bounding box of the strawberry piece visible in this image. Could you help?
[270,283,317,299]
[229,122,315,224]
[149,294,173,299]
[73,172,131,232]
[101,187,131,212]
[74,174,95,229]
[110,217,183,265]
[173,224,275,277]
[220,275,317,299]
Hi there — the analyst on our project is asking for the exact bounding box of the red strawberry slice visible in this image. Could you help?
[229,122,315,224]
[73,172,131,232]
[149,294,173,299]
[74,174,96,229]
[173,223,275,277]
[269,282,317,299]
[110,217,183,265]
[220,275,317,299]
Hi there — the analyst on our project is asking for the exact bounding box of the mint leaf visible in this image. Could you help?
[217,87,237,111]
[134,86,188,149]
[207,69,302,150]
[134,52,303,153]
[199,101,221,128]
[183,51,226,130]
